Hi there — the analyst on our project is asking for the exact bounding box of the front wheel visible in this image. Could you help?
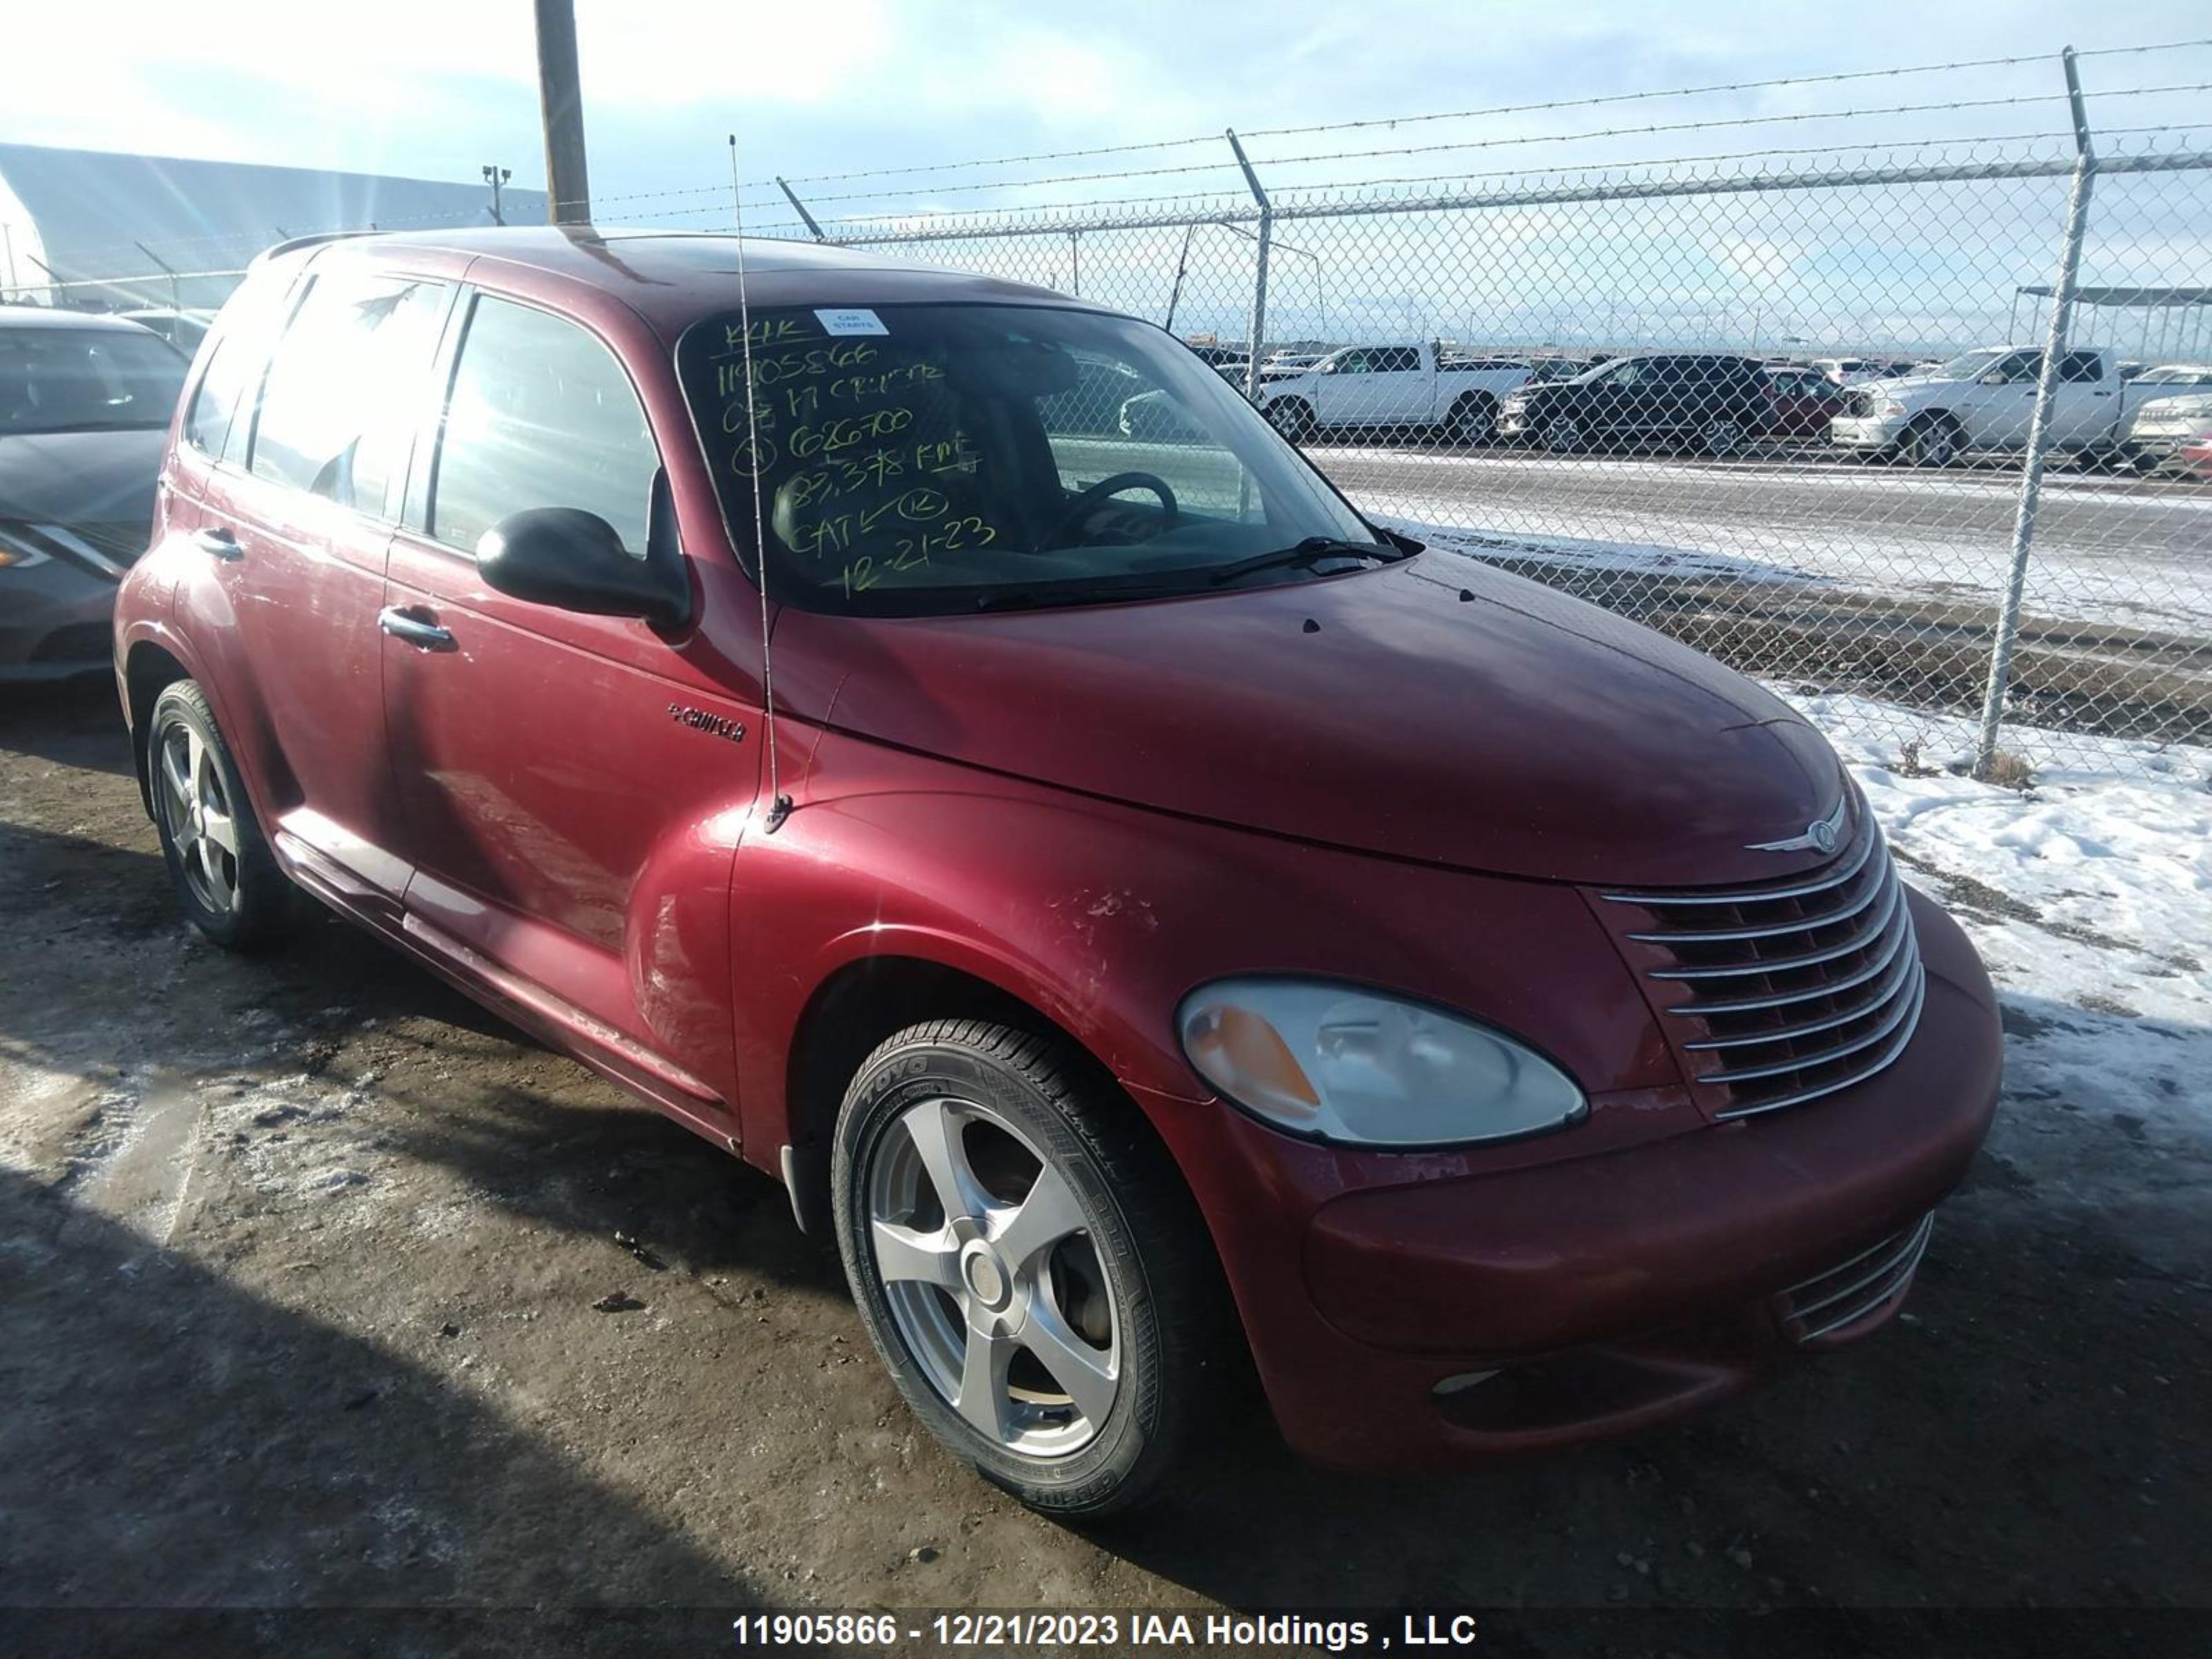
[1541,414,1587,455]
[832,1020,1224,1518]
[1264,398,1315,442]
[1897,415,1962,468]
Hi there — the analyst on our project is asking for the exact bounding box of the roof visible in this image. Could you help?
[306,227,1100,337]
[2016,285,2212,307]
[0,141,548,308]
[0,305,162,335]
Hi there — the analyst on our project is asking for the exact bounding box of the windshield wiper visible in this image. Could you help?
[1206,536,1409,587]
[970,579,1201,613]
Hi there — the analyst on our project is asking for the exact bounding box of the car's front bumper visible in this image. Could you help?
[0,560,122,682]
[1828,415,1906,451]
[1150,888,2002,1471]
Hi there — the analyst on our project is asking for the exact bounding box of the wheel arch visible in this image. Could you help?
[122,633,198,819]
[777,946,1177,1239]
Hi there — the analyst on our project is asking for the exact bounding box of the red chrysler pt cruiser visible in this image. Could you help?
[113,228,2000,1516]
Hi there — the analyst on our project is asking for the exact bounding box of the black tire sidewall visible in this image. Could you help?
[147,682,288,950]
[830,1028,1178,1517]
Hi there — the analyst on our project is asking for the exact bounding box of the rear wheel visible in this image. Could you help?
[1701,416,1747,457]
[832,1020,1224,1518]
[1447,393,1498,446]
[147,681,291,950]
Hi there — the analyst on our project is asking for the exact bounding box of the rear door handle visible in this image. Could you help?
[377,606,457,651]
[191,527,242,560]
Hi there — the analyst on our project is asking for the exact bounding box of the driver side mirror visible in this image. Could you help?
[1979,371,2012,386]
[476,507,691,628]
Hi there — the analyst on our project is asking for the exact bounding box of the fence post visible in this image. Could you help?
[1976,46,2097,778]
[1227,129,1271,400]
[776,178,826,241]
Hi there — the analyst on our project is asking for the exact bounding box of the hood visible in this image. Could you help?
[773,556,1848,888]
[0,428,165,529]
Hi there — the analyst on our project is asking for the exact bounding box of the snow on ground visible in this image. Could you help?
[1780,691,2212,1257]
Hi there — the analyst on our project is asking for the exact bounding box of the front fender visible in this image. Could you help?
[725,726,1674,1168]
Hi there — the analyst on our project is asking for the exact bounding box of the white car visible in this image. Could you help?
[1828,345,2170,467]
[1256,341,1532,443]
[2121,388,2212,471]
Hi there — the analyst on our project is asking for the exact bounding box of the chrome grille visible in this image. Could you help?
[1598,810,1924,1119]
[1781,1212,1934,1342]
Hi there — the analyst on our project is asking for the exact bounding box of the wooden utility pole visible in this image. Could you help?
[534,0,590,224]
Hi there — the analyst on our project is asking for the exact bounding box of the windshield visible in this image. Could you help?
[1927,348,2016,382]
[0,328,186,433]
[675,303,1379,616]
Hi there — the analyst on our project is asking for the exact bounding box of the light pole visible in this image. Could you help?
[482,165,512,227]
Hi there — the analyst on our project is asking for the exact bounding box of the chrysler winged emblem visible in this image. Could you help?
[1746,796,1847,854]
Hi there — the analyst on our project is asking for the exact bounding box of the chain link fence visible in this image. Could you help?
[783,122,2211,782]
[17,48,2211,781]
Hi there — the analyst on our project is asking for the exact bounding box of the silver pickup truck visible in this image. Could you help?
[1828,345,2184,466]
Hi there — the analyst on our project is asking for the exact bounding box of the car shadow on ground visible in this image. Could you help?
[0,1164,858,1658]
[0,679,137,778]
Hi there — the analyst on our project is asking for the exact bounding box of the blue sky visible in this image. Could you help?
[6,1,2200,209]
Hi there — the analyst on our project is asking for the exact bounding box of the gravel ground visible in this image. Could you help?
[1,680,2206,1658]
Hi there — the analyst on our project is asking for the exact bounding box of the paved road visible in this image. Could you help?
[1307,445,2211,616]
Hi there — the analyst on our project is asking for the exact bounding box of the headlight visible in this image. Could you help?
[0,523,53,570]
[1177,977,1586,1148]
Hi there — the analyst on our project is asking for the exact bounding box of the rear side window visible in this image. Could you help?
[428,294,659,556]
[182,268,299,461]
[250,271,451,513]
[2059,351,2103,384]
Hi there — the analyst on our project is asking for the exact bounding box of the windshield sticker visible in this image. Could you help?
[814,308,890,337]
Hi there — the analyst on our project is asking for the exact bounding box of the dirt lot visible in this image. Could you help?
[1,680,2207,1658]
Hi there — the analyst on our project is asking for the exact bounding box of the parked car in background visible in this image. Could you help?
[1762,364,1848,438]
[115,227,2000,1517]
[1496,353,1774,456]
[1,308,185,679]
[2121,389,2212,472]
[1183,342,1250,384]
[1525,356,1594,384]
[1828,345,2168,467]
[2124,362,2212,393]
[1257,341,1532,442]
[1812,357,1919,385]
[2181,433,2212,478]
[119,307,218,357]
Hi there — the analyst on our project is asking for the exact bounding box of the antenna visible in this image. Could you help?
[729,133,793,833]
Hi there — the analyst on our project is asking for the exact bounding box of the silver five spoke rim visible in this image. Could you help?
[156,720,241,915]
[868,1097,1120,1458]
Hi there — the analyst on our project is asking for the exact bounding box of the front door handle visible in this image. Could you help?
[191,527,242,560]
[377,606,457,651]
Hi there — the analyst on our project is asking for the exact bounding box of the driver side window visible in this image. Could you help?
[429,295,660,558]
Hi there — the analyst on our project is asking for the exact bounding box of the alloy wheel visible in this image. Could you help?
[155,718,241,916]
[865,1095,1121,1458]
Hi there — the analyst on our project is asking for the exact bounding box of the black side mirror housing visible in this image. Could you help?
[476,507,691,628]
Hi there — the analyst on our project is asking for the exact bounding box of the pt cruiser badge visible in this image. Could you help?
[668,703,747,743]
[1747,796,1847,854]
